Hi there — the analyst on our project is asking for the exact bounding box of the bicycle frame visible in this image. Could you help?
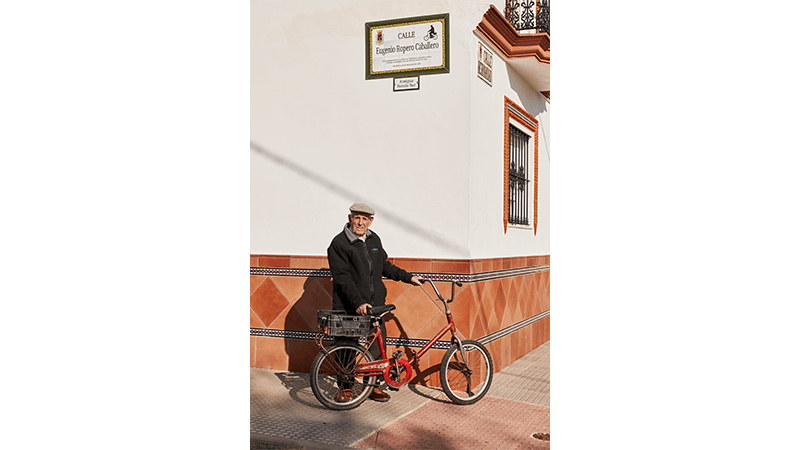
[311,279,494,409]
[336,280,468,389]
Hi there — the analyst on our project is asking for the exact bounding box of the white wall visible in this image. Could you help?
[467,32,551,258]
[251,0,549,259]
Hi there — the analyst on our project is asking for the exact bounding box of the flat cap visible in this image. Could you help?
[349,202,375,216]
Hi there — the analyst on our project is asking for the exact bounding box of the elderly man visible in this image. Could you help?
[327,202,422,402]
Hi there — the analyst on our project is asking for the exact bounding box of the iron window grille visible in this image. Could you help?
[508,125,530,226]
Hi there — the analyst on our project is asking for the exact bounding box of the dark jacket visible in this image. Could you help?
[327,224,413,313]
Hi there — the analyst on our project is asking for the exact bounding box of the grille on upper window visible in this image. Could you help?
[508,125,530,226]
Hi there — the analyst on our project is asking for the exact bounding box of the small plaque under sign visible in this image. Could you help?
[393,76,420,91]
[478,42,493,86]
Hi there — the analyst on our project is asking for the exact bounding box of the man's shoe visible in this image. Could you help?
[335,388,352,402]
[369,388,390,402]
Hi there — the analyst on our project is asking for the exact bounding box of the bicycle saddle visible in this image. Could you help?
[367,304,396,317]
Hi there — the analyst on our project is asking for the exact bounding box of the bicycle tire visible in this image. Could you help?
[440,340,493,405]
[310,343,376,410]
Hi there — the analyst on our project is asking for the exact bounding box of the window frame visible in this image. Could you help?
[503,97,539,234]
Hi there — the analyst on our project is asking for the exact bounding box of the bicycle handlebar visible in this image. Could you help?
[419,278,462,303]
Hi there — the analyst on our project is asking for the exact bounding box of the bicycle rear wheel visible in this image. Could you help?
[310,343,376,410]
[440,340,493,405]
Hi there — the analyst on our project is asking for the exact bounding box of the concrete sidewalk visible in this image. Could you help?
[250,341,550,449]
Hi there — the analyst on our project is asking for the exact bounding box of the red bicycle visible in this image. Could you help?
[311,279,494,410]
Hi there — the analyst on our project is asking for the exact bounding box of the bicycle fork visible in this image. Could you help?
[449,333,474,375]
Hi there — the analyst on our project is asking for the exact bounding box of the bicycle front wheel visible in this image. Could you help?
[310,343,376,410]
[440,340,493,405]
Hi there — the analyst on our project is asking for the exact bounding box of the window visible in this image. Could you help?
[503,97,538,234]
[508,124,530,226]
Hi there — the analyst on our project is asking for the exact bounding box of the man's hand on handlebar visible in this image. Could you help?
[410,275,423,286]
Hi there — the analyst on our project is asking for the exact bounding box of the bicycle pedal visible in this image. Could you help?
[387,386,400,391]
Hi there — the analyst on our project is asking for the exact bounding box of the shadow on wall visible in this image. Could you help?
[282,277,333,373]
[506,73,550,160]
[272,276,447,387]
[250,140,468,255]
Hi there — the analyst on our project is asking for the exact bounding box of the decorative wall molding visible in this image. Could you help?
[250,309,550,348]
[250,268,331,277]
[479,310,549,344]
[250,264,550,282]
[251,253,550,372]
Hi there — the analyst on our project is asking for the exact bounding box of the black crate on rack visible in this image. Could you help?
[317,310,372,337]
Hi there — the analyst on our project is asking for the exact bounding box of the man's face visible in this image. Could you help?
[349,213,374,237]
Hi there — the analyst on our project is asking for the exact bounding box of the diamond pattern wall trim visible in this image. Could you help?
[250,255,550,386]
